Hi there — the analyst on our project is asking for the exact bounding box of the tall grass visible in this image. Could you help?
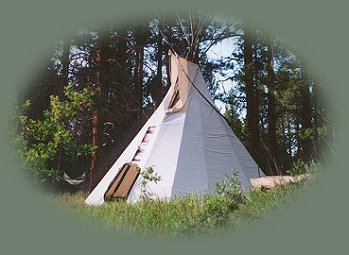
[56,180,308,239]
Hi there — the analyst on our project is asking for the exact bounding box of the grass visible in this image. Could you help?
[56,179,309,240]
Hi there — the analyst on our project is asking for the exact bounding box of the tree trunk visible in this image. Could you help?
[267,36,278,174]
[89,110,98,191]
[116,28,131,109]
[166,47,171,87]
[88,47,102,192]
[61,38,70,95]
[154,22,164,106]
[135,26,144,116]
[244,23,261,170]
[300,67,313,162]
[312,84,319,157]
[287,119,293,164]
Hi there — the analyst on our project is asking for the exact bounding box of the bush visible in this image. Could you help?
[199,195,231,227]
[215,171,246,210]
[15,85,95,185]
[196,171,247,229]
[287,159,319,176]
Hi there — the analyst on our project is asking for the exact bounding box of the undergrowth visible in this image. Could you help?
[57,173,310,239]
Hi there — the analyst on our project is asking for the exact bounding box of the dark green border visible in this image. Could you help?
[1,0,348,254]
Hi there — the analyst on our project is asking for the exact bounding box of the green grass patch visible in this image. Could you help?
[56,179,308,239]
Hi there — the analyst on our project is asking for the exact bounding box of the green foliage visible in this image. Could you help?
[287,159,305,176]
[195,171,247,228]
[199,195,232,227]
[238,182,306,223]
[215,171,246,209]
[140,166,161,199]
[286,159,318,176]
[16,85,95,184]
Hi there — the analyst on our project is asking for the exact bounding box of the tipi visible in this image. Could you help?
[85,51,264,205]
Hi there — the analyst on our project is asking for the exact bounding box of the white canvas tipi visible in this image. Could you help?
[85,51,264,205]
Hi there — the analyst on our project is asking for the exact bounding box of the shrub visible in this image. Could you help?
[199,195,231,227]
[287,159,319,176]
[215,171,246,210]
[15,85,96,185]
